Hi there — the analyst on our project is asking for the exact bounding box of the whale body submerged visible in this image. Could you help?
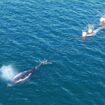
[8,60,50,86]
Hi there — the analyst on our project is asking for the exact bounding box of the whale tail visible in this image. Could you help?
[40,60,52,65]
[35,59,52,70]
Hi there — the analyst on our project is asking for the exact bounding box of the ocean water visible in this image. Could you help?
[0,0,105,105]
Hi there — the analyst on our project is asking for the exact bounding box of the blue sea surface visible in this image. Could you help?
[0,0,105,105]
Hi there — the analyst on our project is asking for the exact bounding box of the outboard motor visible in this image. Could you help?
[82,31,87,40]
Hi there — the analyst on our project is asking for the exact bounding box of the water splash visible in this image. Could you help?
[0,65,17,81]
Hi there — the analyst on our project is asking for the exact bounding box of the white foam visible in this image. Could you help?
[0,65,17,81]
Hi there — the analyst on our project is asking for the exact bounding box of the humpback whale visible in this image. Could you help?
[8,60,51,86]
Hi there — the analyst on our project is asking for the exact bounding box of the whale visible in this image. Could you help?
[8,60,51,86]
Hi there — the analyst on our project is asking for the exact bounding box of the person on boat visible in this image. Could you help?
[82,28,94,40]
[82,31,87,40]
[100,17,105,26]
[87,28,94,34]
